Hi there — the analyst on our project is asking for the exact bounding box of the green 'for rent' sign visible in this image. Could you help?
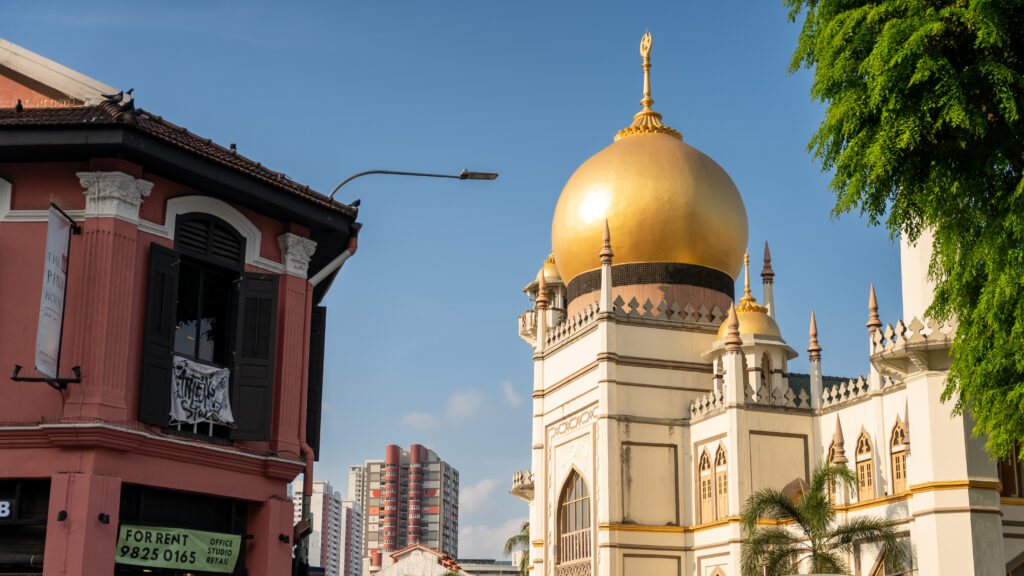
[115,524,241,573]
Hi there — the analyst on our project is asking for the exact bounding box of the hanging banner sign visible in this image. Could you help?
[170,356,235,425]
[35,206,72,378]
[115,525,241,573]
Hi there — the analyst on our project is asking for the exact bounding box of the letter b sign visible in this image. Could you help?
[0,501,10,518]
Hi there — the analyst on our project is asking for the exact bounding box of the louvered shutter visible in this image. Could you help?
[231,273,278,440]
[139,243,180,426]
[175,214,245,271]
[306,306,327,460]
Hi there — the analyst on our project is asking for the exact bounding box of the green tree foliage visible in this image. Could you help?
[740,464,907,575]
[503,521,530,575]
[785,0,1024,458]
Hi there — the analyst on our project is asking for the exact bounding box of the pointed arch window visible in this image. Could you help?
[698,448,714,523]
[714,445,728,519]
[826,442,838,504]
[856,431,875,500]
[890,420,909,494]
[558,470,591,568]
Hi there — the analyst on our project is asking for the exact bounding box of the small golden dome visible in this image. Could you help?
[538,254,562,284]
[550,34,748,286]
[717,307,782,339]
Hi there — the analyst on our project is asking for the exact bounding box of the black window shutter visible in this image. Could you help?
[231,273,278,441]
[306,306,327,460]
[139,243,180,426]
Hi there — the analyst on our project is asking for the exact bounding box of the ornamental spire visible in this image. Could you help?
[615,32,681,141]
[867,283,882,333]
[761,241,775,284]
[724,306,743,351]
[735,252,767,313]
[536,267,550,310]
[808,309,822,360]
[832,418,848,464]
[599,219,614,265]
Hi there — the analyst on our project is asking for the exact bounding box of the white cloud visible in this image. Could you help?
[445,388,484,419]
[459,516,528,559]
[460,478,498,515]
[500,381,523,407]
[400,411,435,430]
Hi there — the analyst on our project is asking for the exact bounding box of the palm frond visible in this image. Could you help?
[809,548,850,575]
[827,517,908,571]
[740,489,806,534]
[740,527,805,576]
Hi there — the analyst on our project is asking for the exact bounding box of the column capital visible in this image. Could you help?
[77,171,153,223]
[278,232,318,278]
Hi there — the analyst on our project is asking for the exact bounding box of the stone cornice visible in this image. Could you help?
[0,422,303,480]
[78,171,153,223]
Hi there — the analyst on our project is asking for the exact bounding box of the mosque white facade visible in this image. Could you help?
[511,34,1024,576]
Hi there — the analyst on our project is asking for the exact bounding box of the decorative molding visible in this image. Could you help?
[277,232,317,278]
[77,171,153,223]
[138,195,285,273]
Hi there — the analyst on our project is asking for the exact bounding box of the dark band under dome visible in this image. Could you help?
[567,262,735,303]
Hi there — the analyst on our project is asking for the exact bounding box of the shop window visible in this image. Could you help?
[138,213,278,441]
[699,448,714,523]
[890,419,909,494]
[557,470,591,570]
[856,431,875,500]
[714,445,728,519]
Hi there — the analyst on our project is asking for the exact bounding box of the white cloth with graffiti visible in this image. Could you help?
[170,355,235,426]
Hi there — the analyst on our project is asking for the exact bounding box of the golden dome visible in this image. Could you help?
[717,307,781,339]
[550,34,748,286]
[536,254,562,285]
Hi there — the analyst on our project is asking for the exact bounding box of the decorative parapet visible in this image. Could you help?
[689,388,725,420]
[745,380,811,410]
[518,309,536,346]
[870,316,956,376]
[510,470,534,502]
[546,302,598,347]
[820,374,900,409]
[612,295,726,326]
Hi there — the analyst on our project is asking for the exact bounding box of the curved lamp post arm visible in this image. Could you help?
[327,169,498,201]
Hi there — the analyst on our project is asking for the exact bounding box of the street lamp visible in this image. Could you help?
[327,169,499,202]
[309,168,499,287]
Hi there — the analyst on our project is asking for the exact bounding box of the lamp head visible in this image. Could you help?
[458,170,499,180]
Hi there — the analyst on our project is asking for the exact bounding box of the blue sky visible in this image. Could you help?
[2,0,904,559]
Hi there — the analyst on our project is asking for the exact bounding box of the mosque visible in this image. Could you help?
[510,34,1023,576]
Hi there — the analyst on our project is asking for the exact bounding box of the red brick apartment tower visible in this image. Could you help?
[0,39,358,576]
[358,444,459,576]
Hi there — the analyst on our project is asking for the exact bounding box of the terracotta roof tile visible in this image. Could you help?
[0,103,357,218]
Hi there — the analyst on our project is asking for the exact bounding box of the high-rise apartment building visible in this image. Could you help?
[340,499,364,576]
[293,481,363,576]
[351,445,459,575]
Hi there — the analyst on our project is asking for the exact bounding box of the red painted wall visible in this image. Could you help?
[0,158,317,576]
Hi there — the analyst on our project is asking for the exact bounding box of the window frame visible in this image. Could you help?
[138,213,279,442]
[890,419,909,494]
[856,431,875,500]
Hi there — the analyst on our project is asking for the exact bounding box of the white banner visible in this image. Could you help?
[34,206,72,379]
[170,356,235,426]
